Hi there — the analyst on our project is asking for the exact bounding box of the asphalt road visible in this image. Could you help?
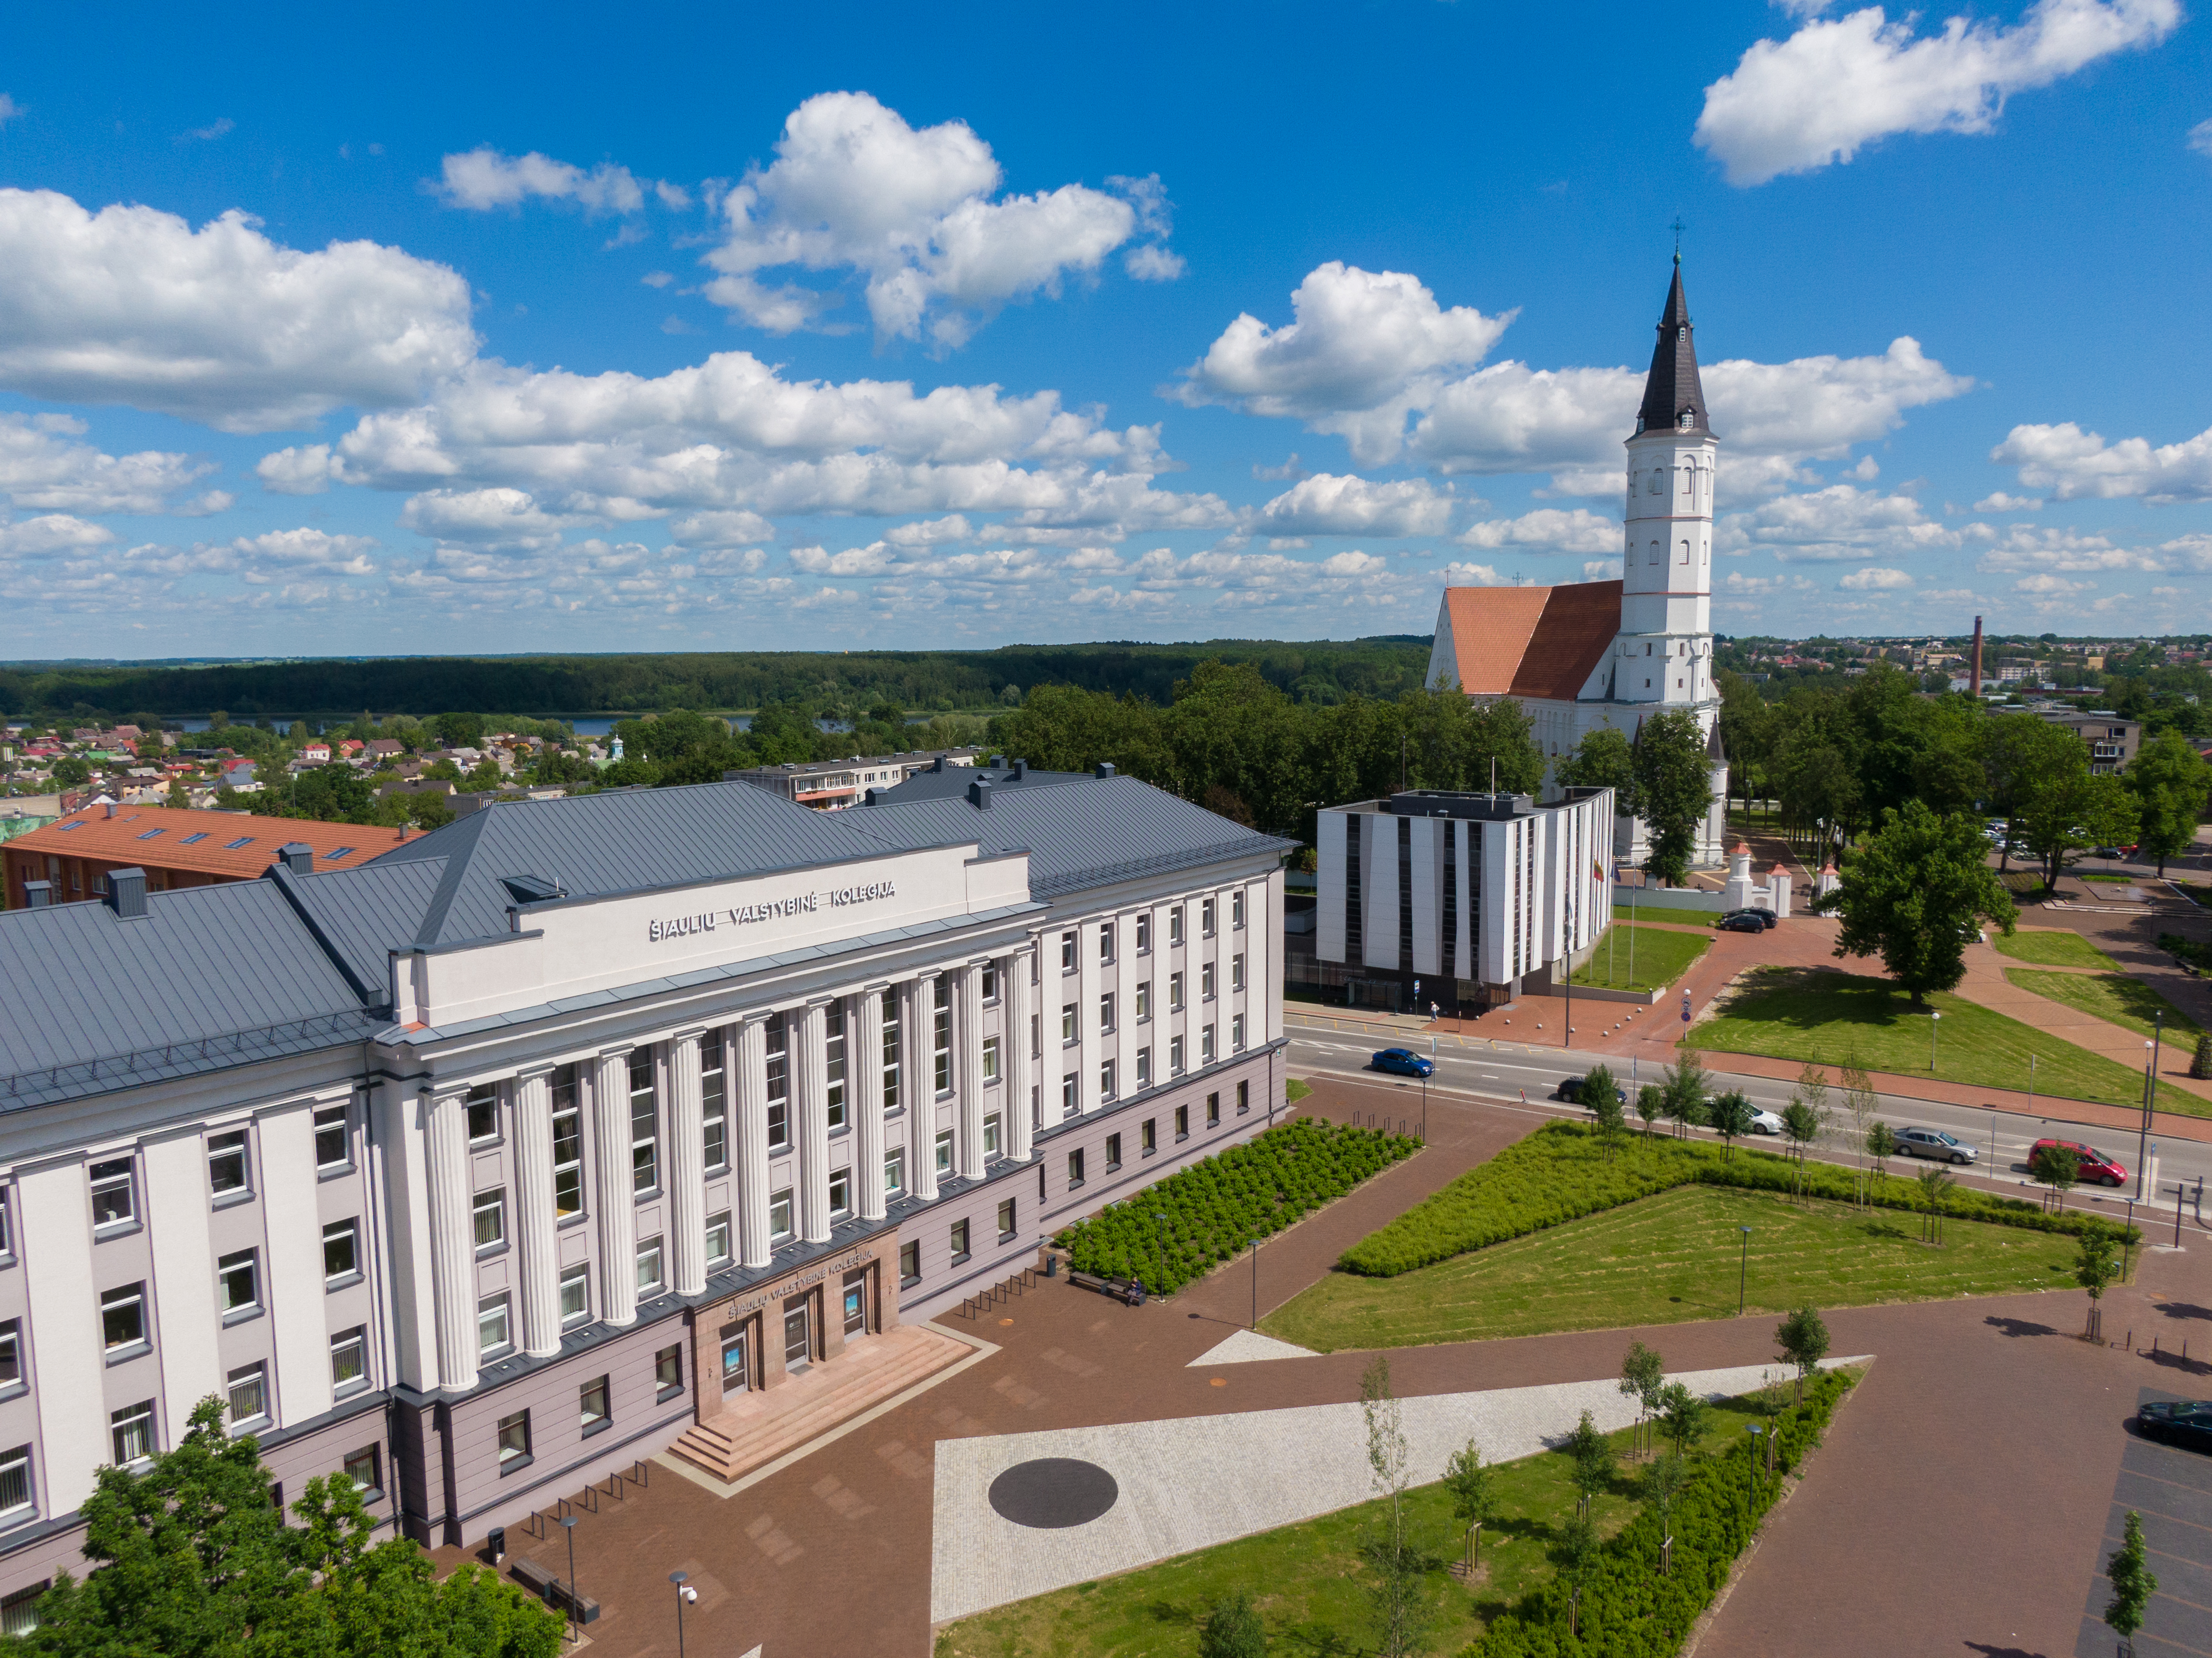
[1286,1017,2212,1227]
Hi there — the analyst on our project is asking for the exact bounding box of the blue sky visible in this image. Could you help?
[0,0,2206,657]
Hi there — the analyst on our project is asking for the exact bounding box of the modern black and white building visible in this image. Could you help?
[1312,787,1614,1014]
[0,767,1288,1608]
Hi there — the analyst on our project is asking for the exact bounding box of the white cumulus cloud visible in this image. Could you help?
[1256,473,1454,538]
[1973,491,2042,511]
[435,148,646,214]
[1839,565,1914,589]
[0,412,219,514]
[1990,418,2212,503]
[1696,0,2182,186]
[1717,483,1980,561]
[1457,508,1621,555]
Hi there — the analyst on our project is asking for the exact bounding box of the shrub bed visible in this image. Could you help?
[1054,1117,1418,1292]
[1463,1368,1857,1657]
[1342,1121,2136,1278]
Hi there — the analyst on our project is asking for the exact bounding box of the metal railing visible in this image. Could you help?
[1033,836,1295,899]
[2,1007,378,1104]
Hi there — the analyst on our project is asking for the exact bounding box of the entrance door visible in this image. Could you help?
[720,1327,749,1395]
[842,1280,867,1338]
[783,1301,811,1371]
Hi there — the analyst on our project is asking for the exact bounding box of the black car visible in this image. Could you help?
[1556,1076,1586,1103]
[1719,912,1765,934]
[2137,1399,2212,1454]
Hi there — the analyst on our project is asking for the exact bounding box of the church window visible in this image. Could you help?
[1678,407,1694,429]
[1679,539,1690,564]
[1648,472,1661,494]
[1647,540,1660,565]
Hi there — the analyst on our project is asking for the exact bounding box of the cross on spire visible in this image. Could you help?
[1670,217,1685,263]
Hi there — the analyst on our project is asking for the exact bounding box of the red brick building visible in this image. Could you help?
[4,804,409,907]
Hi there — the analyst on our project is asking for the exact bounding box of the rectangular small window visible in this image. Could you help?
[551,1066,583,1217]
[1169,971,1185,1012]
[0,1322,18,1390]
[982,1035,1000,1082]
[1233,889,1246,928]
[110,1401,155,1466]
[90,1158,135,1229]
[935,1129,954,1174]
[1237,1079,1251,1115]
[578,1375,611,1434]
[1100,1058,1116,1101]
[1136,912,1151,952]
[1105,1132,1122,1170]
[983,1113,1001,1159]
[636,1237,665,1297]
[313,1104,349,1170]
[825,1001,848,1131]
[1142,1118,1157,1155]
[997,1198,1016,1241]
[828,1168,851,1216]
[629,1049,659,1194]
[881,989,901,1113]
[1136,1047,1151,1088]
[706,1210,733,1266]
[1135,980,1151,1020]
[769,1189,794,1241]
[949,1218,970,1262]
[933,980,953,1094]
[766,1015,791,1150]
[899,1240,921,1285]
[1170,904,1184,944]
[1207,1092,1221,1128]
[1067,1147,1085,1189]
[1175,1104,1190,1141]
[472,1188,505,1250]
[207,1130,249,1196]
[101,1283,145,1350]
[1202,897,1217,937]
[559,1263,590,1324]
[1202,1024,1217,1065]
[1100,923,1115,964]
[656,1343,683,1399]
[1099,992,1115,1033]
[1233,1014,1246,1052]
[1232,953,1246,992]
[981,966,997,1001]
[1062,1002,1077,1043]
[465,1083,498,1144]
[1170,1034,1185,1074]
[884,1146,905,1196]
[496,1409,530,1468]
[331,1327,367,1390]
[1202,961,1216,999]
[342,1446,380,1498]
[702,1031,729,1171]
[0,1445,33,1518]
[218,1248,259,1314]
[477,1294,511,1357]
[0,1190,11,1258]
[226,1362,267,1428]
[1061,932,1077,971]
[323,1219,359,1283]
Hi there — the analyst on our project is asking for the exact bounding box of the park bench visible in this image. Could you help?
[509,1556,601,1623]
[1068,1270,1146,1305]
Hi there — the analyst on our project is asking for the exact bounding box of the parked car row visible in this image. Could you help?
[1719,907,1777,932]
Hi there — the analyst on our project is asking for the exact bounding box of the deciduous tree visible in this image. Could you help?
[1662,1052,1709,1139]
[1199,1590,1268,1658]
[2031,1142,2080,1213]
[1707,1090,1755,1160]
[1631,709,1716,887]
[1773,1306,1830,1404]
[1442,1440,1497,1575]
[2105,1511,2158,1652]
[2128,728,2210,877]
[1619,1340,1665,1460]
[1813,800,2018,1004]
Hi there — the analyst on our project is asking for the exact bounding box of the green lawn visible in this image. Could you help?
[934,1379,1798,1658]
[1994,928,2118,969]
[1998,870,2047,895]
[2003,968,2206,1045]
[1573,923,1712,991]
[1611,902,1718,928]
[1689,966,2209,1117]
[1263,1185,2089,1352]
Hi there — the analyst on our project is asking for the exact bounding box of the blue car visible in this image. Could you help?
[1371,1047,1433,1078]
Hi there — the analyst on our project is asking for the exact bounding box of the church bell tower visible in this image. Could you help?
[1616,255,1716,709]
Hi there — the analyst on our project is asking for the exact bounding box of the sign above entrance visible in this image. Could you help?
[648,878,898,944]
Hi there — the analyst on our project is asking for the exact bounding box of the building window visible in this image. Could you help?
[828,1168,851,1217]
[1175,1104,1190,1141]
[884,1147,905,1196]
[882,989,902,1112]
[465,1083,498,1144]
[0,1446,33,1519]
[636,1238,665,1298]
[1100,923,1115,964]
[628,1049,659,1194]
[983,1113,1001,1159]
[1142,1118,1157,1155]
[1135,980,1151,1020]
[217,1248,259,1314]
[1,1583,45,1636]
[935,1129,954,1174]
[1062,1002,1077,1043]
[318,1218,359,1285]
[1232,953,1246,991]
[1136,1047,1151,1088]
[1100,1058,1117,1101]
[997,1198,1017,1241]
[1170,1034,1185,1074]
[769,1189,794,1241]
[702,1031,729,1171]
[342,1446,380,1498]
[1136,912,1151,952]
[1202,1024,1216,1065]
[478,1294,512,1357]
[1105,1132,1123,1169]
[314,1104,350,1171]
[578,1375,611,1434]
[1233,1015,1247,1052]
[1233,889,1246,929]
[982,1035,1000,1083]
[464,1189,502,1252]
[0,1321,17,1391]
[933,980,953,1094]
[331,1327,367,1390]
[101,1283,145,1352]
[1170,904,1185,945]
[206,1130,249,1196]
[1062,1076,1078,1118]
[1099,992,1115,1033]
[656,1344,684,1400]
[1061,931,1077,971]
[950,1218,970,1262]
[110,1401,155,1466]
[551,1066,583,1217]
[766,1015,791,1150]
[1207,1092,1221,1128]
[981,966,998,1001]
[90,1158,135,1229]
[226,1362,268,1429]
[496,1409,530,1469]
[560,1263,590,1325]
[1201,961,1216,999]
[0,1190,11,1258]
[1237,1079,1251,1115]
[706,1211,733,1266]
[1067,1148,1085,1189]
[899,1241,921,1285]
[1169,971,1185,1012]
[1202,897,1217,937]
[825,1001,848,1131]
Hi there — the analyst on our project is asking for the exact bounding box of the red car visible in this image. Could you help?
[2029,1137,2128,1188]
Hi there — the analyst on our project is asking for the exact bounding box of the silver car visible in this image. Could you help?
[1895,1126,1976,1165]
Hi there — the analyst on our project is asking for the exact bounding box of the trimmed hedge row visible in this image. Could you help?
[1054,1117,1418,1293]
[1464,1368,1857,1657]
[1342,1120,2136,1277]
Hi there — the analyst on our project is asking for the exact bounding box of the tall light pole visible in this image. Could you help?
[1737,1226,1752,1316]
[1928,1009,1940,1074]
[1250,1232,1259,1331]
[2138,1016,2161,1201]
[558,1516,580,1645]
[669,1571,694,1658]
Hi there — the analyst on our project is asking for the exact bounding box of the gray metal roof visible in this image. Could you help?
[275,857,449,1002]
[869,761,1090,805]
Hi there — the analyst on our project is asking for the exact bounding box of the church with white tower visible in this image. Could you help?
[1424,257,1730,869]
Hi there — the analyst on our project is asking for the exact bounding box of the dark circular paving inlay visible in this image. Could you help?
[988,1457,1119,1528]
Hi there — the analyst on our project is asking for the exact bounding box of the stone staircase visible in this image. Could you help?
[667,1323,970,1485]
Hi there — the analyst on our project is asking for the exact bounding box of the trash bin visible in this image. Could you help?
[487,1525,506,1564]
[1043,1254,1058,1278]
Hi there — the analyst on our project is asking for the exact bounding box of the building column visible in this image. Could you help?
[797,998,832,1242]
[513,1066,562,1358]
[957,963,985,1180]
[733,1016,771,1269]
[668,1027,707,1297]
[906,978,938,1202]
[1002,947,1033,1163]
[422,1084,480,1391]
[856,984,888,1221]
[1033,935,1061,1132]
[593,1047,639,1327]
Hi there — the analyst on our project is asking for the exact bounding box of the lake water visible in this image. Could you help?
[170,714,871,737]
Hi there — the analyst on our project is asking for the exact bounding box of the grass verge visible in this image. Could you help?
[1264,1183,2090,1352]
[2002,968,2205,1045]
[1573,924,1711,991]
[1994,928,2118,970]
[1688,965,2208,1116]
[1284,1076,1312,1104]
[1611,903,1717,929]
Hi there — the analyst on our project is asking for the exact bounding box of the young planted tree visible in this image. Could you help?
[1619,1340,1666,1460]
[1780,1100,1822,1202]
[1811,800,2019,1006]
[1358,1356,1429,1658]
[1558,1512,1601,1639]
[2105,1510,2158,1656]
[1663,1051,1710,1139]
[1773,1306,1831,1404]
[1645,1452,1687,1577]
[2075,1218,2122,1340]
[1442,1440,1498,1578]
[1636,1082,1664,1141]
[1842,1056,1879,1206]
[1866,1120,1896,1187]
[1658,1381,1711,1457]
[1565,1408,1615,1522]
[1584,1064,1627,1161]
[1707,1090,1756,1161]
[2129,729,2211,878]
[2193,1033,2212,1082]
[2031,1142,2081,1214]
[1916,1165,1955,1245]
[1199,1590,1268,1658]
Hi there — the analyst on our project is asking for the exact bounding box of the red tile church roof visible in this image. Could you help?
[1437,581,1622,703]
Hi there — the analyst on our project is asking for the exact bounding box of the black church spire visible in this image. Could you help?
[1633,256,1711,439]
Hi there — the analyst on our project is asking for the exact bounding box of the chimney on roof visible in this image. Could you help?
[1094,762,1115,779]
[1011,759,1028,780]
[988,753,1006,769]
[22,879,51,908]
[968,777,992,809]
[106,867,148,919]
[930,754,946,772]
[103,801,116,819]
[863,787,881,806]
[279,842,314,876]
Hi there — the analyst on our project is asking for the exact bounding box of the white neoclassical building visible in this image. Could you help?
[0,766,1288,1608]
[1425,257,1729,868]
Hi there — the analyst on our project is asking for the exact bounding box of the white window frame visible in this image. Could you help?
[217,1248,259,1315]
[472,1188,506,1251]
[0,1445,32,1522]
[110,1401,155,1466]
[982,1035,1000,1081]
[331,1326,368,1391]
[206,1130,250,1198]
[636,1237,666,1298]
[100,1283,145,1352]
[559,1263,590,1325]
[477,1293,513,1358]
[313,1103,350,1171]
[323,1219,359,1285]
[769,1188,795,1241]
[226,1362,268,1430]
[551,1067,584,1217]
[628,1048,659,1195]
[702,1031,729,1171]
[89,1158,135,1230]
[884,1146,905,1196]
[1202,1024,1217,1064]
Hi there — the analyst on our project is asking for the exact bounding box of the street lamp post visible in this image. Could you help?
[1737,1226,1752,1316]
[1929,1009,1940,1074]
[1745,1424,1764,1513]
[558,1516,579,1645]
[1250,1232,1259,1331]
[669,1571,695,1658]
[2137,1016,2161,1202]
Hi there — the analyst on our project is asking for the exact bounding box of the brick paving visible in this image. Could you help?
[458,1071,2212,1658]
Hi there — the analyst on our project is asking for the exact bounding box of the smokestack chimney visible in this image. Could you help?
[1970,615,1983,698]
